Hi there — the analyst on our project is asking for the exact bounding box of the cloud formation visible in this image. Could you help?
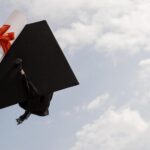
[133,58,150,106]
[71,57,150,150]
[86,93,110,111]
[55,0,150,54]
[5,0,150,55]
[71,108,148,150]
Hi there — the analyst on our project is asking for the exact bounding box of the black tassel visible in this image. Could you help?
[16,110,31,125]
[15,59,33,125]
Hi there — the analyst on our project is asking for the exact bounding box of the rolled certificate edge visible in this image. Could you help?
[0,10,27,62]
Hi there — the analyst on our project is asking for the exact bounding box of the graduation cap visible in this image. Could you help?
[0,20,79,124]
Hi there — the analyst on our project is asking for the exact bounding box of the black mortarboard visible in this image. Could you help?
[0,20,79,123]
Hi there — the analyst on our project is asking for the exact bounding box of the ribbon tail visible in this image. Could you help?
[0,25,14,54]
[0,41,11,54]
[0,25,10,35]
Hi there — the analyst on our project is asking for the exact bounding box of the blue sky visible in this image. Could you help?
[1,0,150,150]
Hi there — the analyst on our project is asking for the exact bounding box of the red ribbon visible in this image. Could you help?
[0,24,14,54]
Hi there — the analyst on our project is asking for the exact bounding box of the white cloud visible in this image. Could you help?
[86,93,110,111]
[137,59,150,82]
[135,58,150,95]
[139,58,150,66]
[71,107,148,150]
[71,93,111,113]
[61,111,71,117]
[4,0,150,55]
[54,0,150,55]
[123,58,150,118]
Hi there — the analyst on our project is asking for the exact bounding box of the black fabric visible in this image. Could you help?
[0,20,79,109]
[19,93,53,116]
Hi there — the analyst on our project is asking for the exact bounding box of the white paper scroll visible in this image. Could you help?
[0,10,27,62]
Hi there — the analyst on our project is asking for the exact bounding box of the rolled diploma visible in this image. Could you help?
[0,10,27,62]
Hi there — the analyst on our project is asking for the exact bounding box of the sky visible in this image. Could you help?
[1,0,150,150]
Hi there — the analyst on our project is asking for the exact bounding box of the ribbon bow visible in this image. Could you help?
[0,24,14,54]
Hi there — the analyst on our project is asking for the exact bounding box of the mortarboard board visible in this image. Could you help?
[0,20,79,121]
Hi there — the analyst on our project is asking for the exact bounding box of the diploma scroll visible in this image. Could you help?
[0,10,27,62]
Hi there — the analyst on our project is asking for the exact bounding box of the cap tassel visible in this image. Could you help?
[16,110,31,125]
[15,58,38,125]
